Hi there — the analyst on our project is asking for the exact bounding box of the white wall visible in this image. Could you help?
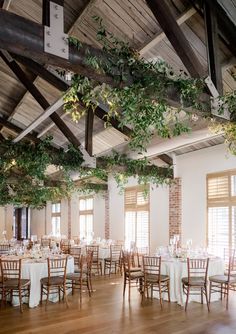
[30,192,106,239]
[175,144,236,247]
[109,176,169,254]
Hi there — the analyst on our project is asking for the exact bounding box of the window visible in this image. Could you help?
[124,186,149,250]
[79,196,93,242]
[207,170,236,257]
[51,202,61,237]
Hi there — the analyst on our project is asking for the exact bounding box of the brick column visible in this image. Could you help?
[68,197,71,239]
[169,178,182,243]
[104,191,110,239]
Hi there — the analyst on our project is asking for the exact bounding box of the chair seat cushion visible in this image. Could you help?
[41,276,64,286]
[2,278,30,288]
[129,271,144,279]
[182,276,205,286]
[66,273,88,281]
[145,274,169,283]
[209,275,236,284]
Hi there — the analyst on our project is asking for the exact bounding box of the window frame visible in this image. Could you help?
[79,196,94,241]
[206,169,236,254]
[51,202,61,237]
[124,185,150,250]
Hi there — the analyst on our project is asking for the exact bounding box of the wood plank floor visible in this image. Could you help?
[1,276,236,334]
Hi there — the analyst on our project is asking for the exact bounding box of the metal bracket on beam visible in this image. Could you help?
[44,1,69,59]
[80,145,96,168]
[205,76,230,120]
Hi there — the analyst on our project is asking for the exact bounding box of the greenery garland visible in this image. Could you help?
[0,138,172,208]
[64,17,236,153]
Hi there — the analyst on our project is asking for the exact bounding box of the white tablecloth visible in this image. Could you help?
[12,256,74,308]
[159,257,224,306]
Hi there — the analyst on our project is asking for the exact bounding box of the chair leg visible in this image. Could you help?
[185,286,190,311]
[123,275,126,297]
[158,282,163,308]
[19,288,23,313]
[63,284,69,308]
[40,284,43,304]
[58,287,61,302]
[226,284,230,310]
[128,279,131,301]
[205,285,210,312]
[209,281,212,304]
[201,288,203,304]
[167,281,170,302]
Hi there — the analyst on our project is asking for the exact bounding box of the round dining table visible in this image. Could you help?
[3,255,74,308]
[159,256,224,306]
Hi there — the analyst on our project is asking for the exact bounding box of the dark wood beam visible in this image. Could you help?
[0,116,41,143]
[13,55,132,137]
[204,0,223,94]
[145,0,205,78]
[85,108,94,156]
[0,8,116,86]
[0,51,81,147]
[158,154,173,166]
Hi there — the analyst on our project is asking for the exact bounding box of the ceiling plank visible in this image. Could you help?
[145,0,205,77]
[0,50,81,147]
[204,0,223,94]
[139,7,197,56]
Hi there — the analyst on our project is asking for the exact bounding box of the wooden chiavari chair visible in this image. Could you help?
[41,238,51,248]
[142,256,170,308]
[104,245,123,276]
[122,251,144,301]
[40,256,68,308]
[182,258,209,311]
[209,254,236,309]
[70,246,82,271]
[0,258,30,313]
[60,239,70,254]
[86,245,102,276]
[0,244,10,255]
[66,252,93,306]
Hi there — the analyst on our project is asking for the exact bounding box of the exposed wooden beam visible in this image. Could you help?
[0,0,11,10]
[0,9,116,86]
[158,154,173,166]
[145,0,205,77]
[140,7,197,56]
[0,116,41,143]
[85,108,94,156]
[0,50,81,147]
[14,55,132,138]
[204,0,223,94]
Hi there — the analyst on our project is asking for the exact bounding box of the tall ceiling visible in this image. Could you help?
[0,0,235,160]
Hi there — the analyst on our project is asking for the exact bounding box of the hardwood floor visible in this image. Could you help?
[1,276,236,334]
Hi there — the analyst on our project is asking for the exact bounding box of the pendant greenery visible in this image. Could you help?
[64,17,236,153]
[0,138,172,208]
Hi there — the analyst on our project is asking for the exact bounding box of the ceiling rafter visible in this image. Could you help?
[0,0,91,143]
[139,7,197,56]
[0,50,81,147]
[145,0,205,78]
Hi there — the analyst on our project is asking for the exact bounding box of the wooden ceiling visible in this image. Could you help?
[0,0,235,159]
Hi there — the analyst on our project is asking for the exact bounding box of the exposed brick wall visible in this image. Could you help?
[68,197,71,239]
[169,178,182,243]
[104,191,110,239]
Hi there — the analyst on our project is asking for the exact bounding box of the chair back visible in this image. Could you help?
[0,258,21,282]
[86,245,99,262]
[60,239,70,254]
[142,256,161,280]
[0,244,10,255]
[47,257,68,282]
[110,245,122,260]
[41,238,51,248]
[226,255,236,281]
[85,250,93,274]
[187,258,209,284]
[122,251,132,272]
[70,247,82,267]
